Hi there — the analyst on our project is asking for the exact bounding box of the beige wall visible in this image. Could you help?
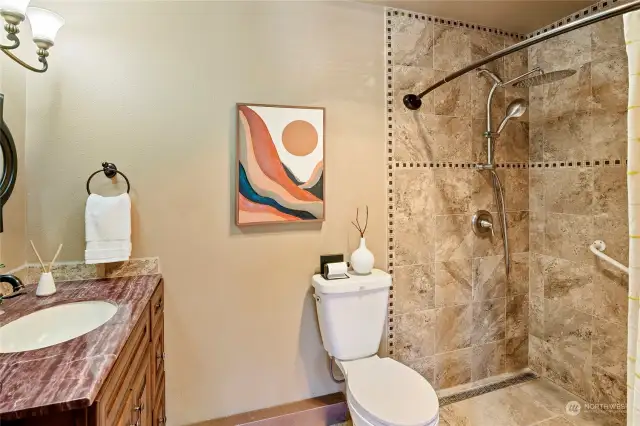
[24,1,385,424]
[0,47,27,271]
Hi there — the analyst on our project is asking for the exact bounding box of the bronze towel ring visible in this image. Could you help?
[86,162,130,195]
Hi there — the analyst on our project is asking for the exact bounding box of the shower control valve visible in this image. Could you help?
[472,210,495,238]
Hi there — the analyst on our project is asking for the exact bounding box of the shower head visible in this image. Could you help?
[496,99,528,135]
[511,69,576,88]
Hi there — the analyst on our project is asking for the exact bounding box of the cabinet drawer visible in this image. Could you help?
[151,316,165,399]
[150,280,164,329]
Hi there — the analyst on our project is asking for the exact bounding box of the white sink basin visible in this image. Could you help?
[0,301,118,353]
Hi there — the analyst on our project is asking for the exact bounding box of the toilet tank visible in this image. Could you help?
[312,270,391,361]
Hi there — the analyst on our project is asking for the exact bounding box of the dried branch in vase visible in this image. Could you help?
[351,206,369,238]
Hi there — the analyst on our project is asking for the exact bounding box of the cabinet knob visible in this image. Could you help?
[155,298,163,312]
[158,416,167,425]
[156,352,166,361]
[134,403,144,412]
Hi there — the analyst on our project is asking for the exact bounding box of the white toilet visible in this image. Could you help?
[312,269,439,426]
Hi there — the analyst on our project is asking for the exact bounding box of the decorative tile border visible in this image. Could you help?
[385,9,395,356]
[14,257,161,285]
[386,8,525,40]
[390,160,626,170]
[527,0,623,39]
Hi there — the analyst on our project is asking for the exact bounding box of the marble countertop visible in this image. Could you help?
[0,274,162,420]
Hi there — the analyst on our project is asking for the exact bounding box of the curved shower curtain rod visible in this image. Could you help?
[403,0,640,110]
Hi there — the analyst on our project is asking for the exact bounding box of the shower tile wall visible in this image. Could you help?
[387,9,530,390]
[527,17,628,414]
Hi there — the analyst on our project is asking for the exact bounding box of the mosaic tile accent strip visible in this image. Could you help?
[22,257,161,285]
[391,160,626,170]
[527,0,624,39]
[387,8,525,40]
[385,8,395,356]
[438,371,539,406]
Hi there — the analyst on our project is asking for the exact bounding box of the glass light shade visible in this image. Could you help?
[26,7,64,45]
[0,0,30,19]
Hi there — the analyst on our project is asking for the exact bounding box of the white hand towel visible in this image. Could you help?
[85,193,132,264]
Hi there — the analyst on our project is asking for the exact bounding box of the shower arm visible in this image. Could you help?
[403,0,640,110]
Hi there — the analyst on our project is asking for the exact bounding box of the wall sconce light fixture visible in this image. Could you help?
[0,0,64,73]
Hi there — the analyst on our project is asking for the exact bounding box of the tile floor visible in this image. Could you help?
[335,379,624,426]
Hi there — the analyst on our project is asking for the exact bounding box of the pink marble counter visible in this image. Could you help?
[0,274,162,419]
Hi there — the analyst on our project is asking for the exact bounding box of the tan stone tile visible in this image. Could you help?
[436,215,474,261]
[470,169,497,213]
[530,85,545,124]
[471,340,505,381]
[391,15,434,68]
[471,119,489,163]
[472,255,506,301]
[529,334,548,375]
[567,410,625,426]
[406,356,435,383]
[517,379,586,416]
[507,211,529,254]
[591,17,626,62]
[507,252,529,296]
[393,65,436,114]
[590,366,626,406]
[544,168,593,215]
[433,168,473,214]
[530,253,548,298]
[530,26,591,70]
[440,381,557,425]
[471,32,505,76]
[435,259,472,307]
[591,109,627,160]
[396,113,472,162]
[504,45,527,80]
[538,418,574,426]
[434,347,472,389]
[394,309,436,362]
[505,335,528,372]
[544,300,593,399]
[436,304,472,352]
[433,24,470,72]
[506,294,528,338]
[593,167,627,217]
[394,214,435,266]
[530,293,545,339]
[502,169,528,212]
[529,168,544,212]
[434,71,470,117]
[394,109,432,161]
[473,226,504,258]
[394,168,436,217]
[544,213,593,264]
[530,210,545,255]
[472,298,506,345]
[543,62,591,119]
[394,264,435,314]
[592,56,628,114]
[543,111,591,162]
[593,262,628,325]
[530,121,544,162]
[592,318,626,378]
[495,120,529,163]
[543,257,594,315]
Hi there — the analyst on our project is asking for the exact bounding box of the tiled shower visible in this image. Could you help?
[386,3,628,416]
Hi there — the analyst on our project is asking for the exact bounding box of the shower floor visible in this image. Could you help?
[335,378,623,426]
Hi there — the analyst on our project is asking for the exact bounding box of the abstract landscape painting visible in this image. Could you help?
[236,104,325,225]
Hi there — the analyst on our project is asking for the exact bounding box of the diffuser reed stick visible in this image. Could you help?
[30,240,46,273]
[49,244,63,273]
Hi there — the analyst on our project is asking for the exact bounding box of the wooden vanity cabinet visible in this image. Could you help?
[4,280,166,426]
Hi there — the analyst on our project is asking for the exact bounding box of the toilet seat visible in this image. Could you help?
[343,357,439,426]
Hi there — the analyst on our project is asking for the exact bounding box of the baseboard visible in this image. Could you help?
[189,393,348,426]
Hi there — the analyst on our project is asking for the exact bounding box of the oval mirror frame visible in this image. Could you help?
[0,118,18,233]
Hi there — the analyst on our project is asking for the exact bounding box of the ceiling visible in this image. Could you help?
[361,0,597,34]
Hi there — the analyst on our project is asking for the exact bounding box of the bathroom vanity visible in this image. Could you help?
[0,275,165,426]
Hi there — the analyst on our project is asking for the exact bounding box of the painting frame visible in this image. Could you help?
[235,103,326,227]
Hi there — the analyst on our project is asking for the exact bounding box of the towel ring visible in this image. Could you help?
[86,162,131,195]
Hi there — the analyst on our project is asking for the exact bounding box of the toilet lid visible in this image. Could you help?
[347,358,439,426]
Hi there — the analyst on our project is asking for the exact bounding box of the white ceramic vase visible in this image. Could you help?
[351,237,374,275]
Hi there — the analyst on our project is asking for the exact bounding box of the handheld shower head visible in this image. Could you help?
[496,99,528,135]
